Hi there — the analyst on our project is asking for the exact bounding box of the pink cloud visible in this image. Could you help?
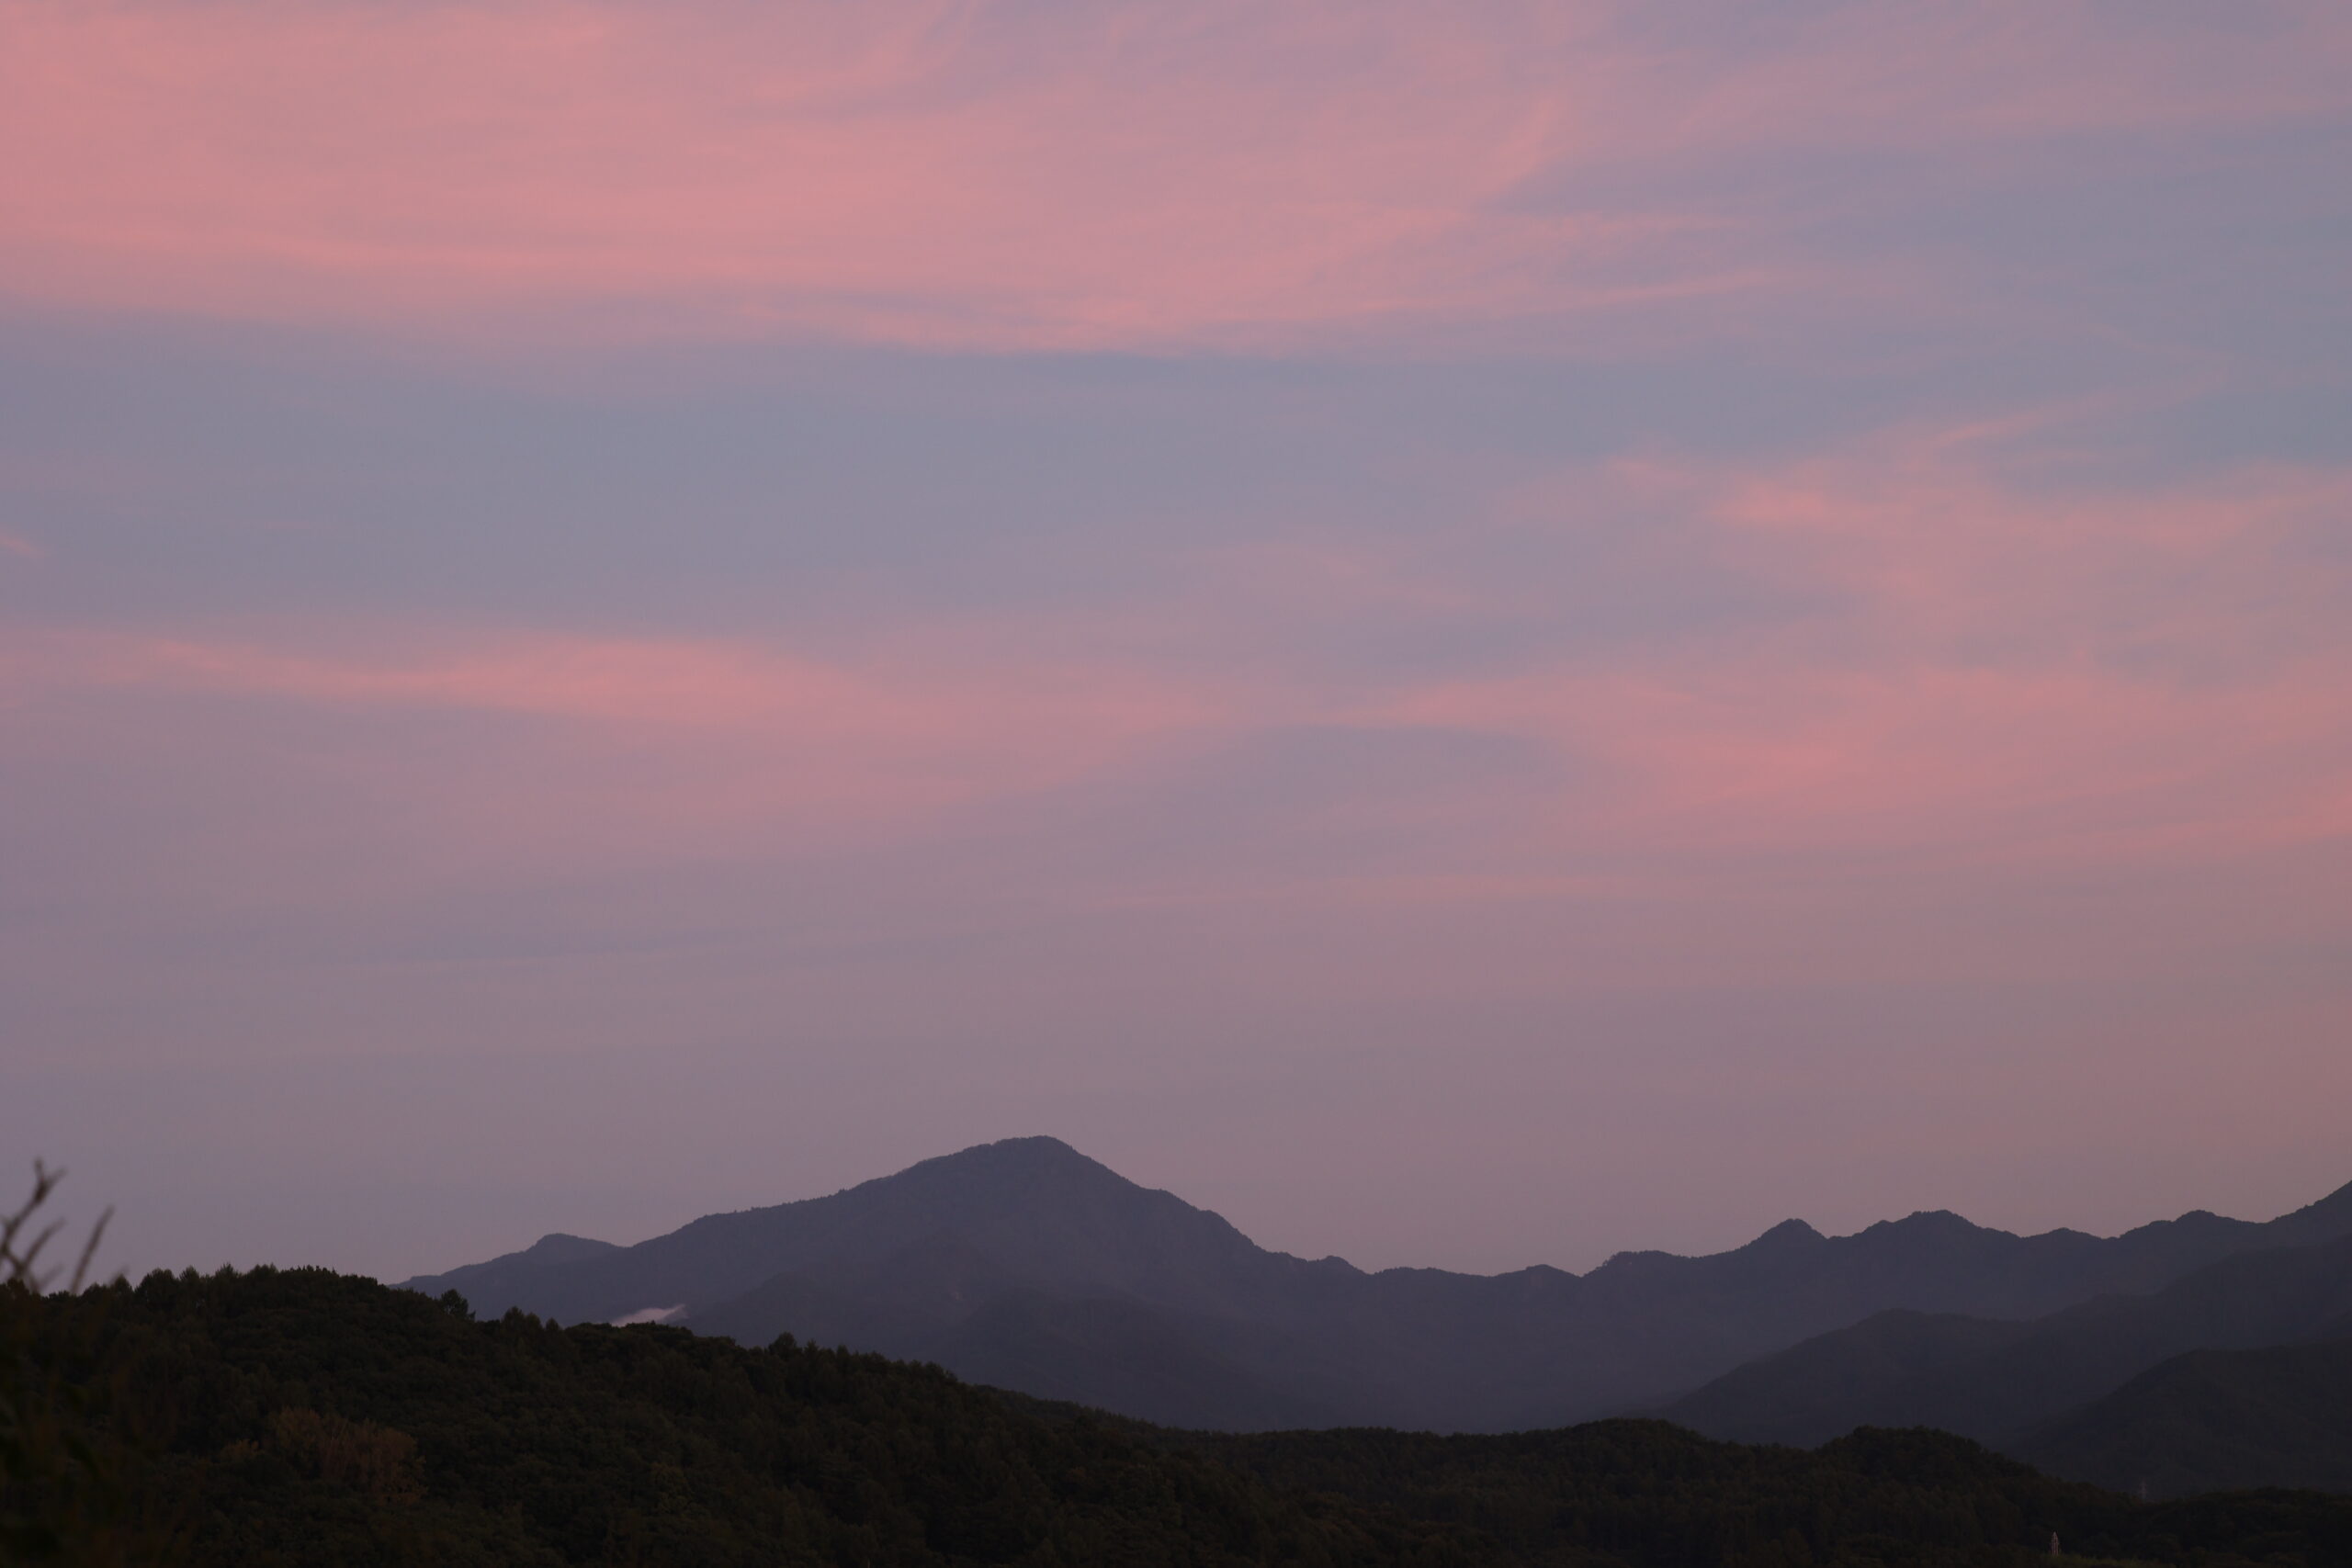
[1,626,1238,853]
[1356,442,2352,874]
[0,1,1625,347]
[3,1,2343,349]
[1702,435,2352,672]
[1375,661,2350,866]
[6,433,2346,925]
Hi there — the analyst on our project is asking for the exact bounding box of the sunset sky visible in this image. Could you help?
[4,0,2348,1284]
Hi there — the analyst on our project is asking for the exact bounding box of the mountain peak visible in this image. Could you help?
[521,1233,618,1263]
[935,1134,1091,1168]
[883,1136,1138,1196]
[1875,1209,1984,1235]
[1745,1218,1826,1251]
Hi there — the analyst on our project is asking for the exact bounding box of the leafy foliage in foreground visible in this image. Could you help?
[17,1265,2352,1566]
[2,1164,163,1566]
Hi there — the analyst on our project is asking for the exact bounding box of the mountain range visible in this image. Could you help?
[1659,1232,2352,1442]
[403,1135,2352,1481]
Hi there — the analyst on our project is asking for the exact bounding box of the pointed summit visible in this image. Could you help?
[1744,1218,1826,1252]
[913,1134,1090,1168]
[884,1142,1138,1203]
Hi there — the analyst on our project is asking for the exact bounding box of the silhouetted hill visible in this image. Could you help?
[404,1138,2352,1433]
[33,1266,1455,1567]
[425,1231,623,1291]
[36,1265,2352,1566]
[413,1138,1306,1327]
[1661,1235,2352,1449]
[2015,1336,2352,1497]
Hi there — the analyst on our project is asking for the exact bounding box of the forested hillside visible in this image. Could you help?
[16,1267,1448,1568]
[2016,1337,2352,1498]
[1188,1423,2352,1567]
[14,1265,2352,1566]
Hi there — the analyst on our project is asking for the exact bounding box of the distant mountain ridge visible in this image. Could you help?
[402,1136,2352,1436]
[1659,1233,2352,1447]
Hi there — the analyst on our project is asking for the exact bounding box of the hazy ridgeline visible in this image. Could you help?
[19,1262,2352,1568]
[404,1136,2352,1476]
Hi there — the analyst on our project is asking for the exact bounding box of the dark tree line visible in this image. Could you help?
[1176,1422,2352,1567]
[12,1261,1471,1567]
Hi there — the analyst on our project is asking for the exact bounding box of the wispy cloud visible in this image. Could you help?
[4,1,2343,350]
[2,626,1238,843]
[13,422,2346,884]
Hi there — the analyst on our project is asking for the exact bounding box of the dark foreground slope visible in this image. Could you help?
[404,1136,2352,1432]
[35,1267,1453,1568]
[2015,1337,2352,1498]
[26,1266,2352,1567]
[1186,1424,2352,1568]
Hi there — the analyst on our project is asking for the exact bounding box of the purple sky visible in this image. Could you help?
[3,1,2349,1283]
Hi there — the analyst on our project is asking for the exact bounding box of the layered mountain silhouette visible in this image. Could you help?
[403,1135,2352,1438]
[1659,1231,2352,1447]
